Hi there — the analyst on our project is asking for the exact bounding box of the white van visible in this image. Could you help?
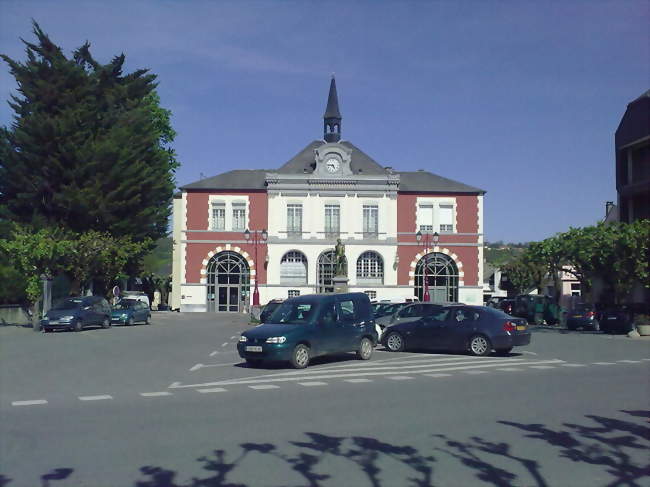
[121,291,150,308]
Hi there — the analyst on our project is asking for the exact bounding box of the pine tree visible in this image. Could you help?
[0,22,177,242]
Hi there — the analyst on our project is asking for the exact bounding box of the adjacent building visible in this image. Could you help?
[171,79,485,312]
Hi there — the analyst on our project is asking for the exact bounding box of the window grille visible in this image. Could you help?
[364,290,377,300]
[438,205,454,233]
[324,204,340,237]
[211,202,225,231]
[288,290,301,298]
[363,205,378,238]
[356,251,384,285]
[232,203,246,231]
[280,251,307,285]
[287,204,303,237]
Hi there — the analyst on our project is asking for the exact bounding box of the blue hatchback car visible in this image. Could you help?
[110,299,151,326]
[237,293,378,369]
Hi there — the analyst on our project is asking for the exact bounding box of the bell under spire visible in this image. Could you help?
[323,76,342,142]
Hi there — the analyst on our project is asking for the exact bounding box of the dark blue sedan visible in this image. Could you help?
[381,305,531,356]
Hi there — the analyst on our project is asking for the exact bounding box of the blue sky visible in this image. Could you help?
[1,0,648,242]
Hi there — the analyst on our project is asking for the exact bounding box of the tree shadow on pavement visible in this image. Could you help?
[0,468,74,487]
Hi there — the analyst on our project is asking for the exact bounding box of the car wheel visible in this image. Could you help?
[74,320,83,332]
[593,320,600,332]
[385,331,404,352]
[290,344,310,369]
[496,346,513,356]
[101,317,111,329]
[357,337,373,360]
[145,314,151,325]
[246,358,262,368]
[468,334,491,356]
[127,317,134,326]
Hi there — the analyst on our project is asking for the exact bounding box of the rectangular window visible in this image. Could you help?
[288,289,300,298]
[211,202,225,231]
[324,204,340,237]
[439,204,454,233]
[232,203,246,231]
[287,204,303,237]
[364,290,377,300]
[418,204,434,233]
[363,205,379,238]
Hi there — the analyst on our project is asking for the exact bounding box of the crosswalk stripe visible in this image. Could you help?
[169,359,565,389]
[140,392,173,397]
[197,388,228,393]
[79,395,113,401]
[561,364,586,367]
[249,385,280,390]
[424,373,452,378]
[592,362,616,365]
[344,378,372,383]
[496,368,523,372]
[529,366,556,370]
[617,360,642,364]
[387,376,414,380]
[298,382,328,387]
[12,400,48,406]
[464,370,489,375]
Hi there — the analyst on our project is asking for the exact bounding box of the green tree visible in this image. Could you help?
[501,254,546,296]
[0,22,177,242]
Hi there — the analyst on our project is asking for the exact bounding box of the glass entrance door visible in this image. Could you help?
[206,251,250,313]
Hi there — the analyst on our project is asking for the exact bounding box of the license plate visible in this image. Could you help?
[607,317,617,320]
[516,325,526,331]
[573,315,582,318]
[245,346,262,352]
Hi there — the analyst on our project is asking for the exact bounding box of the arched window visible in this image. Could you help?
[318,250,346,293]
[415,252,458,303]
[280,251,307,285]
[356,251,384,285]
[206,251,250,312]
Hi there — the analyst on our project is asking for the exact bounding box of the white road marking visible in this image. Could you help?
[617,360,642,364]
[344,378,372,383]
[464,370,489,374]
[529,366,556,370]
[424,373,452,378]
[521,351,538,356]
[561,364,586,367]
[190,363,203,372]
[209,351,219,357]
[12,400,48,406]
[249,385,280,390]
[387,376,414,380]
[221,342,229,347]
[298,382,328,387]
[168,359,565,389]
[197,387,228,393]
[230,335,237,339]
[192,362,234,370]
[140,392,173,397]
[592,362,616,365]
[642,359,650,362]
[78,395,113,401]
[496,368,523,372]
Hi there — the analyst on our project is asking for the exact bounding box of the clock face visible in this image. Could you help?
[326,158,340,173]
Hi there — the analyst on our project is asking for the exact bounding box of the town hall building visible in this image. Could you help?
[170,78,486,312]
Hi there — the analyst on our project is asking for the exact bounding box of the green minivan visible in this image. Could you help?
[237,293,378,369]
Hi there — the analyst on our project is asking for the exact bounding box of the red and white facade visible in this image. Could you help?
[171,80,485,312]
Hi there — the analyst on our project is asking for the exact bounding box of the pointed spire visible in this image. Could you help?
[323,75,342,142]
[324,75,341,119]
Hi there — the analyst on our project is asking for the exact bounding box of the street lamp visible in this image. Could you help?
[416,230,439,303]
[244,228,268,306]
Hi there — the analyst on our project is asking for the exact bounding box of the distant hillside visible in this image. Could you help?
[484,242,528,267]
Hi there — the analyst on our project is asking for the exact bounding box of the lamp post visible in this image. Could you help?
[244,228,268,306]
[416,231,439,303]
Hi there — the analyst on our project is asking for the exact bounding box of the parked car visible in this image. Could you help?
[498,299,515,315]
[259,299,284,323]
[372,302,407,320]
[111,299,151,326]
[566,304,600,331]
[237,293,378,369]
[41,296,112,332]
[121,291,150,308]
[513,295,559,325]
[381,305,531,356]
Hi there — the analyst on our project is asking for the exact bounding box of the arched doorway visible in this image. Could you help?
[415,253,459,303]
[317,250,347,293]
[206,251,250,312]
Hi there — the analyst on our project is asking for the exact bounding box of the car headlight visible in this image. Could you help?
[239,336,248,342]
[121,313,129,318]
[266,336,287,344]
[59,315,75,321]
[42,317,49,321]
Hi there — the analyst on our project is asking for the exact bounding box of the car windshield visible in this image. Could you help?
[575,305,594,313]
[114,300,138,310]
[269,300,319,325]
[51,298,83,310]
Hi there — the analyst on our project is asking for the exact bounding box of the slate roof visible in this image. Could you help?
[181,140,485,194]
[276,140,388,175]
[398,171,485,194]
